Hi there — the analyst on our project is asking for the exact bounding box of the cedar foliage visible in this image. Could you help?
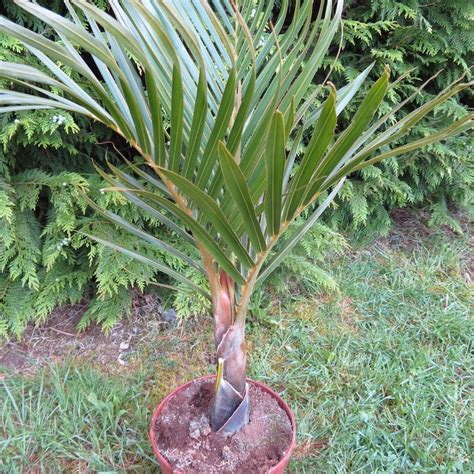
[0,1,192,336]
[325,0,473,235]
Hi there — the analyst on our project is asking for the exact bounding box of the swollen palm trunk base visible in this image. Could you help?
[211,288,249,433]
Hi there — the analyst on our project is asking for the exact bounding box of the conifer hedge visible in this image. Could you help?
[324,0,473,235]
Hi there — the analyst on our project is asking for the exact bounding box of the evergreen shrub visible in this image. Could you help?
[325,0,473,235]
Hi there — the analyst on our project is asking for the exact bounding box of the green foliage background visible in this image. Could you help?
[0,0,472,336]
[324,0,473,236]
[0,1,196,336]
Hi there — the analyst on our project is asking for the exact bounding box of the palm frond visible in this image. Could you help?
[1,0,472,297]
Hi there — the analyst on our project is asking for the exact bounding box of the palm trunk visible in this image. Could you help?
[210,271,249,434]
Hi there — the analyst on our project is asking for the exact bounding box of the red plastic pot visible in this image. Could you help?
[149,375,296,473]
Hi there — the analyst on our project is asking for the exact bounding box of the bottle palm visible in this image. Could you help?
[0,0,472,433]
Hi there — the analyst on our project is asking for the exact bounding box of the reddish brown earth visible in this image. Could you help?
[153,379,293,473]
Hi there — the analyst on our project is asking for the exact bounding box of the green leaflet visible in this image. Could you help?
[184,69,208,179]
[284,85,337,221]
[264,111,287,236]
[169,66,184,171]
[218,142,265,252]
[145,72,167,165]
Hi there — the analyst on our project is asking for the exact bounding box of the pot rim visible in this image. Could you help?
[149,374,297,473]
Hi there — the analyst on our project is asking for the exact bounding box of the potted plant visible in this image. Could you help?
[1,0,472,471]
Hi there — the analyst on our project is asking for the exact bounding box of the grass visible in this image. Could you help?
[249,237,472,472]
[1,364,158,472]
[1,233,472,472]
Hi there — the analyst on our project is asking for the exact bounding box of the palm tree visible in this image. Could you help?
[0,0,471,434]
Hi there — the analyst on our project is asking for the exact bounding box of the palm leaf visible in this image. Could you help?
[264,111,287,236]
[0,0,471,315]
[218,142,266,251]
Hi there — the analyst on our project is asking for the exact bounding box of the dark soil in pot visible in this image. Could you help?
[152,378,293,473]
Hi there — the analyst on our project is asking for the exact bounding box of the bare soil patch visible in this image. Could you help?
[153,378,293,473]
[383,208,471,249]
[0,292,173,375]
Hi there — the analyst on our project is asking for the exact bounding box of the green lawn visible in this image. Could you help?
[1,232,472,472]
